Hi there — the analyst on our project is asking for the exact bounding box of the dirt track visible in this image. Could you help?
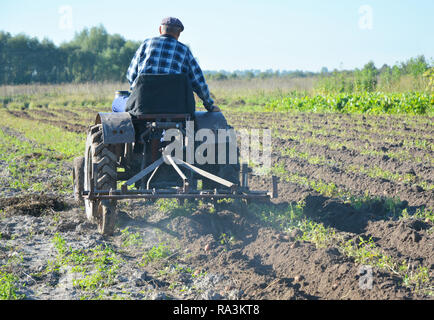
[0,111,433,300]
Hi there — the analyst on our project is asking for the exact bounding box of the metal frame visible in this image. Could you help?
[84,155,277,201]
[83,115,278,202]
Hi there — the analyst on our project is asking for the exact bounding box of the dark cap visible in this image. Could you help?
[161,17,184,31]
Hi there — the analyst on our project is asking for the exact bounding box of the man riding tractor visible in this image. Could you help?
[112,17,221,114]
[73,17,276,235]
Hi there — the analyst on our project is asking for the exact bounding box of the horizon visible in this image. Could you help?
[1,0,433,73]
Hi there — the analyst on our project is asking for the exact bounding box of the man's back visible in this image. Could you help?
[127,35,190,83]
[126,34,214,111]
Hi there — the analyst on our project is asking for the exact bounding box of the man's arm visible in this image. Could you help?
[187,51,215,111]
[126,42,145,87]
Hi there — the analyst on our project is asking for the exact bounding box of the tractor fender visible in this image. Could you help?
[193,111,237,151]
[194,111,229,131]
[95,112,136,144]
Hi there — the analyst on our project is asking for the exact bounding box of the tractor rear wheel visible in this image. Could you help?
[83,124,118,235]
[73,156,85,205]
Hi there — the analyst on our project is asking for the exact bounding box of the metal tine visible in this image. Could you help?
[123,157,164,188]
[164,155,189,192]
[146,163,161,190]
[171,157,234,189]
[164,155,187,181]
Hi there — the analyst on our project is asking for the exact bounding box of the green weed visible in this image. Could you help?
[156,198,195,217]
[248,201,305,230]
[140,243,172,265]
[298,220,339,248]
[120,227,143,247]
[219,232,235,247]
[48,234,123,295]
[0,269,24,300]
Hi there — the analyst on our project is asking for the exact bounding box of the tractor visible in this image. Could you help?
[72,74,277,235]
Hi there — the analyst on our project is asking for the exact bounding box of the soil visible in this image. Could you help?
[1,193,432,300]
[0,111,432,300]
[6,109,87,133]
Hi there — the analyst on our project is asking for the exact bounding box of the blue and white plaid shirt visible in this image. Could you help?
[126,34,214,109]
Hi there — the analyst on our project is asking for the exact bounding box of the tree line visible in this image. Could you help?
[0,25,432,88]
[205,56,432,92]
[0,25,140,84]
[315,57,432,93]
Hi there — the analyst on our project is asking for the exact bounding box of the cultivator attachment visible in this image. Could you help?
[74,74,278,235]
[83,155,278,201]
[75,111,277,236]
[78,148,277,236]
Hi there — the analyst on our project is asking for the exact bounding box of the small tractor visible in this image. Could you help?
[73,74,277,235]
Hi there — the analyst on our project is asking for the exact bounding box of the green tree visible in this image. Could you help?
[355,61,378,92]
[401,55,428,78]
[0,32,11,84]
[379,64,392,90]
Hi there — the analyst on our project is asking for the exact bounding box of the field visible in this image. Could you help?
[0,81,433,300]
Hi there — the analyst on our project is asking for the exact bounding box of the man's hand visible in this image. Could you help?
[210,106,221,112]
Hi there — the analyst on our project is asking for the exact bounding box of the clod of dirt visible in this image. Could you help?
[201,290,223,300]
[194,269,202,277]
[277,233,290,241]
[406,168,416,176]
[151,292,167,300]
[407,220,431,231]
[56,219,80,232]
[294,275,304,282]
[290,241,300,249]
[392,221,425,243]
[16,152,43,161]
[289,228,303,239]
[0,194,67,216]
[229,99,246,107]
[412,185,425,193]
[410,231,422,243]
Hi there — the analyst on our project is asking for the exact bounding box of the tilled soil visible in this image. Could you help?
[6,110,87,133]
[0,111,433,300]
[0,193,432,300]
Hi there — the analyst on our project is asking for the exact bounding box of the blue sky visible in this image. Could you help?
[1,0,433,72]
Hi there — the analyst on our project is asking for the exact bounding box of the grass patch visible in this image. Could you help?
[140,243,172,265]
[248,201,305,230]
[0,110,85,159]
[0,128,71,193]
[0,269,23,300]
[120,227,143,247]
[156,198,197,217]
[271,162,345,198]
[48,233,123,297]
[341,236,432,293]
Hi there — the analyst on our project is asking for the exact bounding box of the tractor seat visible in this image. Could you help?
[125,73,196,119]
